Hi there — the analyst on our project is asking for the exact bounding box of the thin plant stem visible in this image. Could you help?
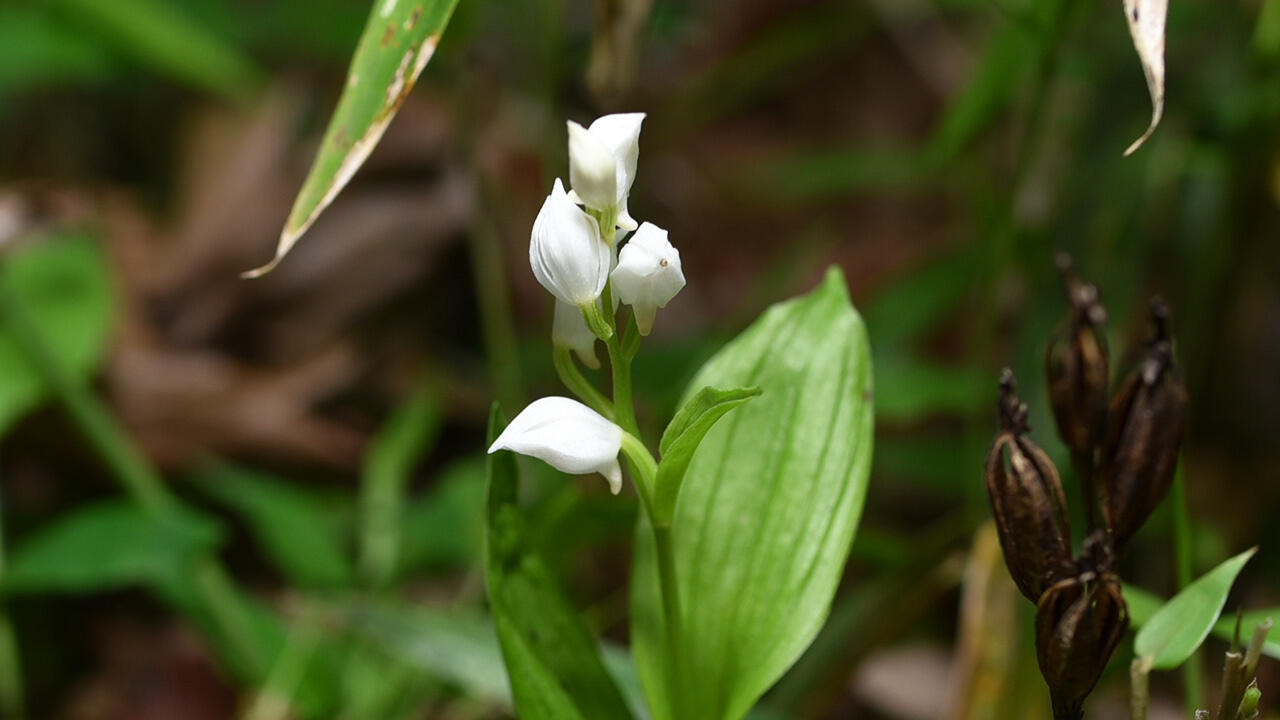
[1171,461,1205,711]
[605,335,639,439]
[0,483,25,720]
[458,80,525,413]
[654,525,686,720]
[620,310,641,360]
[1131,657,1152,720]
[0,271,268,678]
[243,602,321,720]
[192,559,271,678]
[553,346,614,419]
[0,276,175,519]
[597,220,640,440]
[593,215,686,718]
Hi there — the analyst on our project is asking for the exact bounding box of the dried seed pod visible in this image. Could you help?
[1100,299,1188,554]
[985,370,1075,602]
[1035,572,1129,720]
[1045,254,1110,473]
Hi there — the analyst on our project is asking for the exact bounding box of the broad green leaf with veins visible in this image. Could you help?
[632,267,874,720]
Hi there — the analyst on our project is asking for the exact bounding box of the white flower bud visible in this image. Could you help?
[567,121,618,214]
[566,114,645,231]
[488,396,624,494]
[530,179,610,307]
[611,222,685,335]
[552,299,600,369]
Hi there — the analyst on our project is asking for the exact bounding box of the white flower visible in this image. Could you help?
[553,299,600,369]
[567,121,617,215]
[611,222,685,335]
[530,179,610,307]
[488,396,624,494]
[566,113,645,231]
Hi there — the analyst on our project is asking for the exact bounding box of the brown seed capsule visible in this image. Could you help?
[1100,299,1188,554]
[1045,254,1110,475]
[985,369,1075,602]
[1035,571,1129,720]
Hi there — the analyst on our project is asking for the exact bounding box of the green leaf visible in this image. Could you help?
[1133,547,1258,669]
[399,458,486,572]
[153,569,345,719]
[45,0,260,96]
[248,0,461,276]
[0,234,112,436]
[360,383,443,584]
[341,600,513,704]
[191,466,353,587]
[1125,585,1280,661]
[0,6,116,96]
[633,267,874,720]
[4,501,222,593]
[344,599,658,720]
[485,405,635,720]
[653,385,761,525]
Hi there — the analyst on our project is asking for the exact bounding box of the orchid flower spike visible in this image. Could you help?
[611,222,685,335]
[530,179,611,310]
[567,113,645,232]
[488,396,624,494]
[553,299,601,369]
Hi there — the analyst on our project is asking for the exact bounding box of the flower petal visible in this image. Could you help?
[611,222,685,334]
[553,299,601,369]
[568,121,618,211]
[587,113,645,202]
[530,179,610,305]
[488,397,625,490]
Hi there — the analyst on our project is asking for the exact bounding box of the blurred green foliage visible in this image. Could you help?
[0,0,1277,716]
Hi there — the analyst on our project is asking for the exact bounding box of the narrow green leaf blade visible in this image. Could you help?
[341,601,513,703]
[4,501,222,593]
[247,0,460,276]
[633,267,874,720]
[1134,547,1257,669]
[485,405,635,720]
[653,385,761,524]
[360,384,443,584]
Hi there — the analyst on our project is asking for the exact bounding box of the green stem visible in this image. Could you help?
[0,276,175,519]
[244,603,321,720]
[605,337,639,438]
[620,311,641,361]
[619,432,658,509]
[653,524,686,720]
[460,81,525,413]
[192,559,271,678]
[1171,461,1204,712]
[552,346,614,419]
[0,270,267,679]
[0,483,25,720]
[1131,657,1152,720]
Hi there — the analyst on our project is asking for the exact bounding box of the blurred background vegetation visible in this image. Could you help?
[0,0,1278,717]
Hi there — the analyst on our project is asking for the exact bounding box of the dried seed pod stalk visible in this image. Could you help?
[1100,299,1188,554]
[1045,254,1110,527]
[1035,571,1129,720]
[985,370,1075,603]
